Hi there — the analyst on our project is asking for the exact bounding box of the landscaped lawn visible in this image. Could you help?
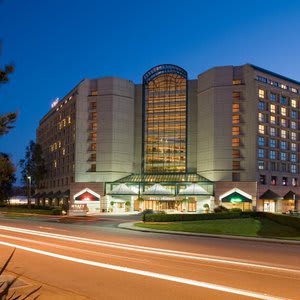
[0,206,55,215]
[136,218,300,240]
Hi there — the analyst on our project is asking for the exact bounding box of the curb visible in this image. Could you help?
[118,222,300,245]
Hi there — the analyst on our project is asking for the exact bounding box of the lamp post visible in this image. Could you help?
[27,176,31,209]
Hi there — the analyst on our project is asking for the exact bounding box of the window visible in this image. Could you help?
[282,177,288,186]
[291,121,297,129]
[233,91,241,99]
[291,143,297,152]
[232,138,240,147]
[258,89,265,98]
[281,129,287,139]
[270,93,277,102]
[232,126,240,136]
[280,96,288,105]
[291,99,297,108]
[232,103,240,112]
[281,163,287,172]
[258,148,265,158]
[270,116,276,125]
[291,153,297,162]
[258,160,264,170]
[260,175,266,185]
[281,84,287,90]
[280,152,287,161]
[258,125,265,134]
[281,107,286,116]
[269,139,276,148]
[232,115,240,124]
[280,141,287,150]
[258,113,264,122]
[270,127,276,136]
[270,161,276,171]
[232,173,240,181]
[269,150,276,160]
[271,176,277,185]
[232,161,240,170]
[90,122,97,130]
[89,112,97,120]
[90,90,98,96]
[291,110,297,119]
[90,143,96,151]
[280,118,286,127]
[270,104,276,113]
[89,132,97,141]
[89,102,97,110]
[258,136,265,146]
[233,80,242,85]
[258,101,265,110]
[90,164,96,172]
[291,132,296,141]
[257,76,267,83]
[90,153,96,161]
[292,178,298,187]
[291,165,297,174]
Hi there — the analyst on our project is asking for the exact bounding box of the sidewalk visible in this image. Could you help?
[118,222,300,245]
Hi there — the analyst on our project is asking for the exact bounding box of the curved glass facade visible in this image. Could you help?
[142,65,188,173]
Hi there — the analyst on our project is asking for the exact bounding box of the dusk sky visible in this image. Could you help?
[1,0,300,182]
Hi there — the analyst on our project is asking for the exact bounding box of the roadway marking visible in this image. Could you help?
[0,240,287,300]
[0,225,299,274]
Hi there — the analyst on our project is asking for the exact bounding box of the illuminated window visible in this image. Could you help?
[281,129,287,138]
[90,153,96,161]
[89,132,97,141]
[232,138,240,147]
[271,176,277,185]
[258,113,265,122]
[90,90,98,96]
[233,92,241,99]
[232,80,241,85]
[90,102,97,110]
[291,121,297,129]
[54,160,57,168]
[90,112,97,120]
[232,126,240,135]
[58,141,61,148]
[232,103,240,112]
[258,160,264,170]
[291,143,297,152]
[62,148,65,155]
[260,175,266,185]
[281,107,286,116]
[90,122,97,130]
[90,164,96,172]
[291,99,297,108]
[232,115,240,124]
[270,116,276,125]
[291,153,297,162]
[90,143,96,151]
[258,148,265,158]
[281,84,287,90]
[282,177,288,186]
[292,178,298,186]
[258,89,265,98]
[280,118,286,127]
[291,132,296,140]
[269,150,276,160]
[270,104,276,113]
[68,116,71,124]
[258,125,265,134]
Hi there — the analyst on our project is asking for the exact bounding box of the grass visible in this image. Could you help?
[136,217,300,240]
[0,206,55,215]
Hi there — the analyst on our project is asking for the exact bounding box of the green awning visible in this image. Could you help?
[221,192,252,203]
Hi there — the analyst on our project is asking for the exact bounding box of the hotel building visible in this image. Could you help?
[36,64,300,214]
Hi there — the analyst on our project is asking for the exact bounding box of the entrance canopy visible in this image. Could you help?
[143,184,174,196]
[221,191,252,203]
[259,190,283,201]
[179,183,209,196]
[283,191,300,200]
[74,188,100,201]
[107,184,137,195]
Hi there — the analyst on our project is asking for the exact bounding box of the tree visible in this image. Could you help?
[0,153,16,204]
[19,140,46,190]
[0,43,17,135]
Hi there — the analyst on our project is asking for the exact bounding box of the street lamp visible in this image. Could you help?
[27,176,31,209]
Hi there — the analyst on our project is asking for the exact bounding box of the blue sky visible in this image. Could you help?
[1,0,300,182]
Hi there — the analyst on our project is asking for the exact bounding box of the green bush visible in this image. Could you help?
[144,212,252,222]
[260,212,300,230]
[213,205,229,213]
[51,207,62,215]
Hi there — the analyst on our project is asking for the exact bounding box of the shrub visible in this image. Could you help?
[260,212,300,230]
[213,205,229,213]
[230,208,242,213]
[51,207,62,215]
[142,209,154,215]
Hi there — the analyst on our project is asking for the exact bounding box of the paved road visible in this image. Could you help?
[0,215,299,299]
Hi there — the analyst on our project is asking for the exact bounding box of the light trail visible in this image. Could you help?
[0,225,299,274]
[0,240,288,300]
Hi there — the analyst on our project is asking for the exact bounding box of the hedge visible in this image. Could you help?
[259,212,300,230]
[144,212,255,222]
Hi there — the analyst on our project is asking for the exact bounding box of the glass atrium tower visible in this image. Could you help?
[142,64,188,174]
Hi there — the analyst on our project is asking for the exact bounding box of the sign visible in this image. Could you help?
[230,197,243,203]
